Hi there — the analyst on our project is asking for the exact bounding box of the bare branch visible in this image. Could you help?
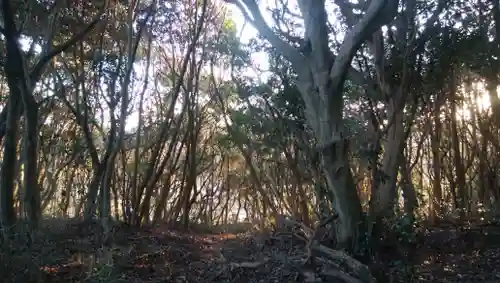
[30,0,110,83]
[329,0,398,93]
[225,0,306,68]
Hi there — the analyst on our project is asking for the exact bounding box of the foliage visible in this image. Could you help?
[2,0,500,281]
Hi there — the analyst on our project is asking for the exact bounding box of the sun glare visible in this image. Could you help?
[475,83,493,112]
[454,81,496,122]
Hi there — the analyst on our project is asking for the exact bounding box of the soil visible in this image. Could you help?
[2,219,500,283]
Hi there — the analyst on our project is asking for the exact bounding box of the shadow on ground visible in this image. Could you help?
[2,218,500,282]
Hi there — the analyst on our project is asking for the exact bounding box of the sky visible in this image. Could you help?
[225,1,493,121]
[121,1,277,132]
[228,1,272,77]
[13,1,281,132]
[121,1,275,132]
[24,0,493,132]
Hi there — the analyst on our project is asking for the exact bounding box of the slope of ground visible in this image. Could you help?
[1,219,500,282]
[414,223,500,282]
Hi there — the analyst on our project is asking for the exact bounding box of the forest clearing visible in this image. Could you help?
[1,0,500,282]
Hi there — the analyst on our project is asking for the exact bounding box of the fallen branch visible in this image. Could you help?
[322,269,367,283]
[230,258,269,269]
[277,215,375,283]
[313,245,376,283]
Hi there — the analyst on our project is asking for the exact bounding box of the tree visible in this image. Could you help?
[225,0,398,250]
[0,0,107,231]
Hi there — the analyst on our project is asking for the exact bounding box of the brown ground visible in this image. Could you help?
[2,219,500,283]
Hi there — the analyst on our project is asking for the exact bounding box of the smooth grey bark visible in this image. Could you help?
[226,0,398,250]
[374,99,406,217]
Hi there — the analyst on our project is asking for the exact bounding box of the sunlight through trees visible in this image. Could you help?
[2,0,500,281]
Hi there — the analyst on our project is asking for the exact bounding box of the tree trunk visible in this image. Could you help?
[400,156,417,222]
[449,76,467,219]
[182,111,199,229]
[0,94,20,229]
[372,98,406,218]
[228,0,398,254]
[62,170,75,217]
[320,140,363,251]
[431,99,442,222]
[23,99,41,229]
[84,165,105,220]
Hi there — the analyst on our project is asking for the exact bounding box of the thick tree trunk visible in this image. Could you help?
[0,95,21,229]
[320,139,363,251]
[228,0,398,254]
[372,100,405,218]
[84,165,105,220]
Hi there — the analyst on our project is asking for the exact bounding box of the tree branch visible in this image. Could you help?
[329,0,398,94]
[225,0,306,69]
[30,0,110,83]
[226,0,377,95]
[410,0,447,57]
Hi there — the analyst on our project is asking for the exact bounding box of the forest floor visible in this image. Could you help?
[2,218,500,283]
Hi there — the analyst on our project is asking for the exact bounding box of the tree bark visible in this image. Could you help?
[0,94,21,229]
[320,140,364,251]
[228,0,398,251]
[449,74,467,219]
[431,97,443,222]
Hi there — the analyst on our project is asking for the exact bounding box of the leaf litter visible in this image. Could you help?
[1,218,500,282]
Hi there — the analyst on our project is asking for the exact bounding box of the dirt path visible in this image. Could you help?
[5,220,500,282]
[8,222,235,283]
